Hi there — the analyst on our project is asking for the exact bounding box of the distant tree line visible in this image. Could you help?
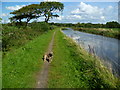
[50,21,120,28]
[9,2,64,26]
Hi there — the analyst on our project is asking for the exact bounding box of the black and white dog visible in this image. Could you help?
[43,52,53,63]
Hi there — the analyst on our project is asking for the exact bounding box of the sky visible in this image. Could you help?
[1,0,119,24]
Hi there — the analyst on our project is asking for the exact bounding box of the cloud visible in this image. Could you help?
[2,19,10,24]
[100,16,105,20]
[70,2,118,23]
[108,5,113,9]
[1,13,8,17]
[41,2,117,23]
[56,16,64,20]
[72,15,82,19]
[37,17,45,22]
[51,2,117,24]
[71,2,104,19]
[6,5,26,10]
[37,16,64,22]
[50,15,82,23]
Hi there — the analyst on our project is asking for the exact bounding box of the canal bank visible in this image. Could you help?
[73,27,120,39]
[62,28,120,77]
[48,29,119,88]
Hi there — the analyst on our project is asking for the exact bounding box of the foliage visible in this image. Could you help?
[51,21,120,28]
[29,22,50,32]
[50,21,120,39]
[0,18,2,23]
[39,2,64,23]
[9,2,64,26]
[73,27,120,39]
[2,22,53,52]
[10,4,40,26]
[106,21,120,28]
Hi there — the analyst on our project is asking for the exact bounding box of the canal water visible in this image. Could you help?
[62,28,120,77]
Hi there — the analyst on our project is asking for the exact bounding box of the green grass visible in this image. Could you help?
[72,27,120,39]
[2,30,54,88]
[48,29,120,88]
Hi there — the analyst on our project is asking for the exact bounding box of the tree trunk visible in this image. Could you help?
[19,19,22,25]
[45,19,48,23]
[26,18,30,27]
[45,14,49,23]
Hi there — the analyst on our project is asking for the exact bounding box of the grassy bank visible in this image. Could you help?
[2,30,54,88]
[2,22,53,53]
[72,27,120,39]
[48,29,120,88]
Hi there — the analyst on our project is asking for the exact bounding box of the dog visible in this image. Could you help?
[43,52,53,63]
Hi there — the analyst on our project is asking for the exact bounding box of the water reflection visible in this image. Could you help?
[62,28,120,77]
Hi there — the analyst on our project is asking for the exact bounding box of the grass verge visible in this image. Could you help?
[48,29,120,88]
[2,30,54,88]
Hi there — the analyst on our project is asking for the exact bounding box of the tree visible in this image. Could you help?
[10,4,41,26]
[106,21,120,28]
[40,2,64,23]
[9,2,64,26]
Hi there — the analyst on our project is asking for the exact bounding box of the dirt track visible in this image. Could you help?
[36,31,56,88]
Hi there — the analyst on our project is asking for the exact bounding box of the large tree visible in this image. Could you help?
[40,2,64,23]
[10,4,41,26]
[10,2,64,26]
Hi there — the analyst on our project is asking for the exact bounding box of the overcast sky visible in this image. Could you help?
[1,0,119,24]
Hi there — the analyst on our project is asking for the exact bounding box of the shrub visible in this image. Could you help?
[2,22,52,53]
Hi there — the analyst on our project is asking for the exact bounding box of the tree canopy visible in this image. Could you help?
[39,2,64,23]
[10,4,41,26]
[10,2,64,26]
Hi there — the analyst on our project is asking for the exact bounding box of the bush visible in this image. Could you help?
[106,21,120,28]
[2,22,52,52]
[29,22,50,32]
